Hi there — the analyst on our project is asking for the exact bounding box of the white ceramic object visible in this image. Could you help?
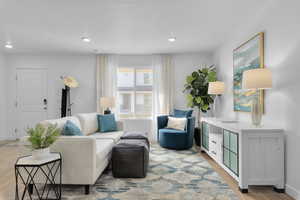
[32,147,50,160]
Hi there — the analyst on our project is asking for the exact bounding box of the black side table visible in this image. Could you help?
[15,153,62,200]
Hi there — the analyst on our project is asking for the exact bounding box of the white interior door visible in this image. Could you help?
[16,68,48,137]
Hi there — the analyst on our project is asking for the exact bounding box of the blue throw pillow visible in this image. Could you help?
[62,120,83,136]
[173,109,193,118]
[97,114,117,132]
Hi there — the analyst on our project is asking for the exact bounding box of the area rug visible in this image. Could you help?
[50,144,238,200]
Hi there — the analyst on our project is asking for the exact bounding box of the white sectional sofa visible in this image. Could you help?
[40,113,124,194]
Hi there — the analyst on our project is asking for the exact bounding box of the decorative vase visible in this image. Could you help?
[32,147,50,160]
[251,94,262,127]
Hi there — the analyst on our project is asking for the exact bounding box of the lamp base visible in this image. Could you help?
[251,95,262,127]
[104,108,111,115]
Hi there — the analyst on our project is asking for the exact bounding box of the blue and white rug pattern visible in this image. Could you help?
[61,144,238,200]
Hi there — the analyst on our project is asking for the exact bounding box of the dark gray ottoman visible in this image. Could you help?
[121,131,150,147]
[112,139,149,178]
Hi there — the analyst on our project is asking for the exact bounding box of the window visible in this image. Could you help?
[117,67,153,118]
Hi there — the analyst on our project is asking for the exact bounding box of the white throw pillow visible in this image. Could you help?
[167,117,187,131]
[76,113,99,135]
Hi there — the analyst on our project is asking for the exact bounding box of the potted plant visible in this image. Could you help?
[183,65,217,127]
[27,124,61,160]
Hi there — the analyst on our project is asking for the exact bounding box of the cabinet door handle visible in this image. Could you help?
[212,141,217,144]
[212,151,217,155]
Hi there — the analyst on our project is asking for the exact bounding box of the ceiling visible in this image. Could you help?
[0,0,269,54]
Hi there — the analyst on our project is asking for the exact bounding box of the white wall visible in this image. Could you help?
[0,53,7,140]
[213,1,300,199]
[6,54,97,138]
[3,53,214,139]
[172,53,213,109]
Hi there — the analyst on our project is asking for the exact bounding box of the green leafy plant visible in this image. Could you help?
[27,124,61,150]
[183,65,217,125]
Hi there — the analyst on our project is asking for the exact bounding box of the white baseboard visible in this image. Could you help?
[0,135,16,141]
[286,184,300,200]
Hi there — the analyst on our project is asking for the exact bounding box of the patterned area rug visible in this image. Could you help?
[57,144,238,200]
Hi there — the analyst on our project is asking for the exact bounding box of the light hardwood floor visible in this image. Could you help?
[0,142,294,200]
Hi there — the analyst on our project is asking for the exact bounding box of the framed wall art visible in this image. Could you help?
[233,32,264,112]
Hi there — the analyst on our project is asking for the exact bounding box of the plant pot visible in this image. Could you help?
[32,147,50,160]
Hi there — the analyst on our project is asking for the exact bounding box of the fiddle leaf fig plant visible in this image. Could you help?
[183,65,217,126]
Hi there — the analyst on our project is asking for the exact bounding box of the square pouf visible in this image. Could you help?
[121,131,150,148]
[112,139,149,178]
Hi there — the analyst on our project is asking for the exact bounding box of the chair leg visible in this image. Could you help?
[84,185,90,195]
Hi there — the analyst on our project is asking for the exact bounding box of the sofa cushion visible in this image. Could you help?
[95,139,115,161]
[40,116,82,131]
[62,120,83,136]
[97,114,117,132]
[90,131,123,143]
[76,113,99,135]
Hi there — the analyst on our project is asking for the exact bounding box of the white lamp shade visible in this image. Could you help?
[208,81,225,95]
[100,97,115,108]
[242,68,272,90]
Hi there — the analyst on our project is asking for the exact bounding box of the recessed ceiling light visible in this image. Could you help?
[81,37,91,43]
[5,43,13,49]
[168,37,176,42]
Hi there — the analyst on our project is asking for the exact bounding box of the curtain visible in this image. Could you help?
[96,54,118,114]
[152,55,174,141]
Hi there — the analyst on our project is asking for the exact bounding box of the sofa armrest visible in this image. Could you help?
[50,136,97,185]
[116,121,124,131]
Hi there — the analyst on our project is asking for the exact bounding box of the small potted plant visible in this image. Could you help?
[27,124,61,160]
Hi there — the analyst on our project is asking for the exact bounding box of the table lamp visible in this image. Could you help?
[208,81,225,118]
[242,68,272,126]
[100,97,115,114]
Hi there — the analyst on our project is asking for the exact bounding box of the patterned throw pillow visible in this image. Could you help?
[62,120,83,136]
[167,116,187,131]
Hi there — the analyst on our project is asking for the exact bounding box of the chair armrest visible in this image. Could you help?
[186,117,196,147]
[157,115,168,130]
[50,136,97,184]
[157,115,168,141]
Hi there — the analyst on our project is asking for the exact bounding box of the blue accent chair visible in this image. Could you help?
[157,115,195,150]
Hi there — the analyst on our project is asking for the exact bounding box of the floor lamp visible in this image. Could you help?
[61,76,79,117]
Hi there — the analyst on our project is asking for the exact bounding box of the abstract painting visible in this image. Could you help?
[233,32,264,112]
